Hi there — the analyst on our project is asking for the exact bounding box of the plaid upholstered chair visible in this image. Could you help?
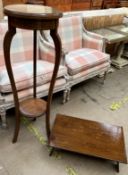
[39,15,110,102]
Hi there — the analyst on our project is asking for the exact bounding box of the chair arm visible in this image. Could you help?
[38,31,67,65]
[82,28,106,52]
[38,32,56,63]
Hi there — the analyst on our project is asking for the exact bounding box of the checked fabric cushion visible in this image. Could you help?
[65,48,110,75]
[0,60,67,93]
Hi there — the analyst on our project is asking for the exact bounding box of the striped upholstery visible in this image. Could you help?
[65,48,110,75]
[0,60,67,93]
[39,34,55,63]
[3,78,66,103]
[0,19,33,67]
[39,16,83,63]
[39,15,108,66]
[82,30,104,51]
[71,62,110,80]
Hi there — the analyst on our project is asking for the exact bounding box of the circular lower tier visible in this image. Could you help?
[19,98,47,118]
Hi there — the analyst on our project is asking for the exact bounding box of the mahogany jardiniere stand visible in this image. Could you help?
[3,4,62,143]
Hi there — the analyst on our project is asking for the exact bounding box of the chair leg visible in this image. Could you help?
[102,71,107,84]
[62,89,68,104]
[0,107,7,128]
[67,87,71,102]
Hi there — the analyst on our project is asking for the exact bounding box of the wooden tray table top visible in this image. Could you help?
[50,114,127,166]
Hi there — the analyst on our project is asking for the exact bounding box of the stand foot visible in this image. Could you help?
[49,147,55,156]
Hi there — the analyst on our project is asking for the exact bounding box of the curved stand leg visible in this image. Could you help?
[46,28,61,139]
[4,27,20,143]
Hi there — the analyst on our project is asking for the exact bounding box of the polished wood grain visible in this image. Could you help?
[102,0,118,9]
[3,0,25,6]
[50,114,127,171]
[72,0,91,10]
[3,0,45,6]
[26,0,45,5]
[118,1,128,7]
[20,99,47,118]
[45,0,94,11]
[3,0,121,10]
[90,0,103,9]
[4,4,62,143]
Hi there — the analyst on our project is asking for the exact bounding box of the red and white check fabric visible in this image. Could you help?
[72,62,110,80]
[0,20,33,67]
[0,60,67,93]
[65,48,110,75]
[39,15,106,64]
[39,16,83,63]
[39,33,55,63]
[4,78,66,103]
[82,30,104,51]
[58,16,83,52]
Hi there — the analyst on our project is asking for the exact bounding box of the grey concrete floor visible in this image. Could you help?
[0,66,128,175]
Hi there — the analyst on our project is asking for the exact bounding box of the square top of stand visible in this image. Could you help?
[50,114,127,163]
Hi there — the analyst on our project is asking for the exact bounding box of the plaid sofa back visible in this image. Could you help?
[39,15,83,63]
[0,19,33,67]
[58,16,83,52]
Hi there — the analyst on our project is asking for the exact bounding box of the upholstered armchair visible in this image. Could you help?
[39,15,110,102]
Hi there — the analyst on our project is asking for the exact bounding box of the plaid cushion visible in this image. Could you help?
[0,20,33,67]
[72,62,110,80]
[39,34,55,63]
[65,48,110,75]
[4,78,66,103]
[58,16,83,52]
[0,60,67,93]
[82,31,104,51]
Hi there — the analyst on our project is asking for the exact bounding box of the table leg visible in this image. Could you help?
[115,161,119,173]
